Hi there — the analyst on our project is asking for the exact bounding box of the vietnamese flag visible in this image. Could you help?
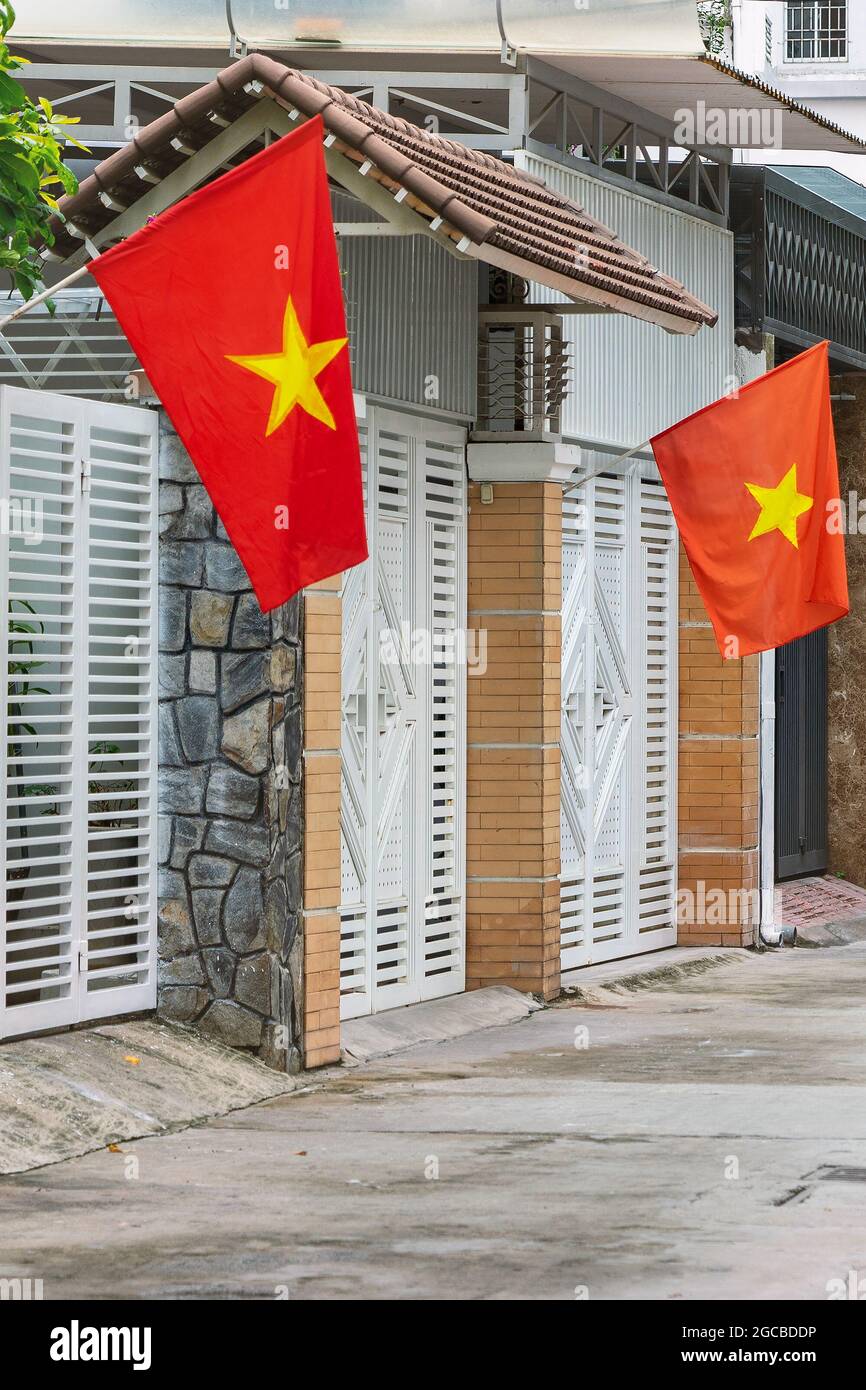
[651,341,848,659]
[90,115,367,610]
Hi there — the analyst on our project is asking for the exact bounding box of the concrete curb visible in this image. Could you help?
[558,946,753,1002]
[794,915,866,948]
[340,986,541,1064]
[0,1018,297,1175]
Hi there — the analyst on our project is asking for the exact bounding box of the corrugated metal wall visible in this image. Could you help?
[333,191,478,418]
[515,152,735,449]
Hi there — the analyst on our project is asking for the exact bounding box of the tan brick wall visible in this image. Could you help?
[677,546,760,947]
[301,577,342,1068]
[466,482,562,998]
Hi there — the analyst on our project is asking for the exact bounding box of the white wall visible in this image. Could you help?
[733,0,866,184]
[515,151,735,452]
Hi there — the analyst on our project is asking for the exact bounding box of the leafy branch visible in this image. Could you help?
[0,0,87,300]
[698,0,732,57]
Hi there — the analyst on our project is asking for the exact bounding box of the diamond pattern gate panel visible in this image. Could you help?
[560,470,678,970]
[0,386,158,1040]
[340,405,466,1019]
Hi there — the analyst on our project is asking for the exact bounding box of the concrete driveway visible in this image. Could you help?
[3,944,866,1300]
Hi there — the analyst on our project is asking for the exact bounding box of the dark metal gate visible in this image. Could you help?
[775,628,828,880]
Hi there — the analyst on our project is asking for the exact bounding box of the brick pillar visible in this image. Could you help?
[465,448,569,999]
[301,576,343,1068]
[677,545,760,946]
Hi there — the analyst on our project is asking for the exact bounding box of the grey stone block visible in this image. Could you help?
[270,645,296,694]
[203,946,236,998]
[235,953,271,1014]
[158,814,172,865]
[272,595,300,644]
[192,889,225,946]
[158,703,185,768]
[163,483,215,540]
[232,592,270,649]
[206,765,260,819]
[160,540,204,587]
[159,954,205,986]
[259,1021,288,1072]
[188,855,237,888]
[157,898,195,958]
[283,706,302,782]
[205,545,252,593]
[223,865,266,952]
[206,819,269,868]
[160,431,199,483]
[175,695,221,763]
[286,850,301,912]
[159,483,184,515]
[221,651,269,713]
[158,653,187,699]
[198,1000,263,1048]
[189,650,217,694]
[158,986,209,1023]
[264,876,288,955]
[189,590,234,647]
[170,816,207,870]
[159,765,206,815]
[221,698,270,774]
[159,586,186,652]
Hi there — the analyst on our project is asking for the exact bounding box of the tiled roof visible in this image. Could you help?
[49,54,718,333]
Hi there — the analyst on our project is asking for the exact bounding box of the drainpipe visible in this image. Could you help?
[759,649,779,944]
[759,647,796,946]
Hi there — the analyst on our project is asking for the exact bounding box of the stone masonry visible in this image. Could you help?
[156,412,304,1072]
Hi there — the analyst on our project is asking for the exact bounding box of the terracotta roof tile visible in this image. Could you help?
[49,54,717,332]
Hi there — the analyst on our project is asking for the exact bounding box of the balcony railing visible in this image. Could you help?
[475,308,572,441]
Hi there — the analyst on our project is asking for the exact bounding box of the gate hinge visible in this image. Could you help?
[78,947,88,974]
[80,458,91,492]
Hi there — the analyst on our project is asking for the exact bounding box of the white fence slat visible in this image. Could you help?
[339,404,466,1019]
[0,385,157,1040]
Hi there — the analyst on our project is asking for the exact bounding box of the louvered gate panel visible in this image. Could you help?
[1,394,78,1035]
[373,421,416,1010]
[421,428,465,999]
[339,421,371,1017]
[339,405,466,1019]
[560,471,677,970]
[80,408,158,1020]
[0,386,157,1040]
[638,481,678,941]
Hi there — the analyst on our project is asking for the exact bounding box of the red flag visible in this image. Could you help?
[651,341,848,659]
[91,116,367,611]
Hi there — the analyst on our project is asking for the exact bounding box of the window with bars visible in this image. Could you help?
[785,3,848,62]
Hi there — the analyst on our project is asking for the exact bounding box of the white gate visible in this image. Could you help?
[560,470,678,969]
[0,386,158,1040]
[340,405,466,1018]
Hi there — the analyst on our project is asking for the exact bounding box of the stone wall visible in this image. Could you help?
[156,412,304,1071]
[827,375,866,886]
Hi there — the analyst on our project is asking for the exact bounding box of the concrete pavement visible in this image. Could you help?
[4,942,866,1299]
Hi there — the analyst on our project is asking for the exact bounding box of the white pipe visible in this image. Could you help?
[759,647,778,944]
[0,264,92,331]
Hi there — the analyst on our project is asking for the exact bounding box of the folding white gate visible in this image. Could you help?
[340,405,466,1018]
[0,386,158,1039]
[560,470,678,969]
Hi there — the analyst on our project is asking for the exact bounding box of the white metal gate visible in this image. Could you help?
[0,386,158,1040]
[560,470,678,969]
[340,405,466,1018]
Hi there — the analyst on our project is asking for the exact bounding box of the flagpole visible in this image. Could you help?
[0,264,93,331]
[566,437,653,489]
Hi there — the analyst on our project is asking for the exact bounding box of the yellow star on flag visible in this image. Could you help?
[226,293,347,437]
[745,463,813,550]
